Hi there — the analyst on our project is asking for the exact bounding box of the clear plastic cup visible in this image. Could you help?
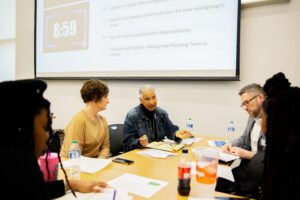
[193,147,219,197]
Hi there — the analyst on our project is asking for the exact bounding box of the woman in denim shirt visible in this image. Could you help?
[123,85,192,152]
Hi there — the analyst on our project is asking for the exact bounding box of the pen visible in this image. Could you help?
[113,189,117,200]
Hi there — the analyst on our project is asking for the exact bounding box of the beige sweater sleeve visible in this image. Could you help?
[98,117,110,158]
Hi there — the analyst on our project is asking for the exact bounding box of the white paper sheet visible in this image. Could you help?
[54,188,132,200]
[191,162,234,182]
[108,173,168,198]
[137,149,177,158]
[219,152,239,162]
[182,137,202,146]
[62,156,112,173]
[217,165,235,182]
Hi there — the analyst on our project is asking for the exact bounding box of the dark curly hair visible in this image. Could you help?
[263,72,291,98]
[80,80,109,103]
[262,87,300,200]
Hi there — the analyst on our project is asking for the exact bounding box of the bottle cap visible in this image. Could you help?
[72,140,78,144]
[182,148,188,154]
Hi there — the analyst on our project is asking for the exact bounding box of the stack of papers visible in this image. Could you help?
[137,149,177,158]
[147,141,184,152]
[108,173,168,198]
[62,156,112,173]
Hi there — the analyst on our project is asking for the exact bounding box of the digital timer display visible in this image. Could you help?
[43,2,89,53]
[53,20,77,38]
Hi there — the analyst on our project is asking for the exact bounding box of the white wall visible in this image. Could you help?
[0,0,15,81]
[16,0,300,137]
[0,0,15,39]
[0,40,15,81]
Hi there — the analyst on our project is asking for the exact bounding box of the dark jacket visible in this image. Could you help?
[123,105,179,152]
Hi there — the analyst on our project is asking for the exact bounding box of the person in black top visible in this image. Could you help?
[0,79,108,199]
[261,87,300,200]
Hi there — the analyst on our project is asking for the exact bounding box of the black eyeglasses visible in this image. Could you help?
[240,95,258,108]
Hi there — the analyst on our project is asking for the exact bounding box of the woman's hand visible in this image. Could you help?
[69,180,109,193]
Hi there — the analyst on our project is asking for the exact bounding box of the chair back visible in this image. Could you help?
[48,129,65,153]
[108,124,124,157]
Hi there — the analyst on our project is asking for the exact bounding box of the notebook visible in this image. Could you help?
[146,141,184,152]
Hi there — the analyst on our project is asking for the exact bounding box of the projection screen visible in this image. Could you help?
[35,0,241,80]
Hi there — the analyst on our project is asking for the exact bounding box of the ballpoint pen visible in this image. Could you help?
[113,189,117,200]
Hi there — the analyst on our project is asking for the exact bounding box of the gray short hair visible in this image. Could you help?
[139,85,155,98]
[239,83,266,96]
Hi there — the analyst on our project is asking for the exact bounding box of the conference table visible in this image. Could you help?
[71,135,243,200]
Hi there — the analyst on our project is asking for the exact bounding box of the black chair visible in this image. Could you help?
[48,129,65,153]
[108,124,124,157]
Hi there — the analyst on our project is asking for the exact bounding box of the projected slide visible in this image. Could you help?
[35,0,240,79]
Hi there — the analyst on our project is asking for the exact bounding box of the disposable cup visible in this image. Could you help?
[39,152,59,182]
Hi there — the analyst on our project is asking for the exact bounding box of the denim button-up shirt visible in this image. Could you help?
[123,104,179,152]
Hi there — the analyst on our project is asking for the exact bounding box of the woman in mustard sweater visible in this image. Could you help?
[60,79,110,159]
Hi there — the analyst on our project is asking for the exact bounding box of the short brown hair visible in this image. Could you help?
[80,80,109,103]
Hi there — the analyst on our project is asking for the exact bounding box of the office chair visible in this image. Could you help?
[48,129,65,153]
[108,124,124,157]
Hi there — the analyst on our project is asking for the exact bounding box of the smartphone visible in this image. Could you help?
[112,157,134,165]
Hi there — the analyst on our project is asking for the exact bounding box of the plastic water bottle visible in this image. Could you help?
[177,148,191,196]
[186,118,193,132]
[227,121,235,139]
[68,140,81,179]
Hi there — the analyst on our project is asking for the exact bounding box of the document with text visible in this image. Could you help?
[108,173,168,198]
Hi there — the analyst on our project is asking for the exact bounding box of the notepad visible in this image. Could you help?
[146,141,184,152]
[219,152,239,162]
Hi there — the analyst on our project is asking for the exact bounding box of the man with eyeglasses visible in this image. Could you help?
[222,83,266,158]
[217,83,266,197]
